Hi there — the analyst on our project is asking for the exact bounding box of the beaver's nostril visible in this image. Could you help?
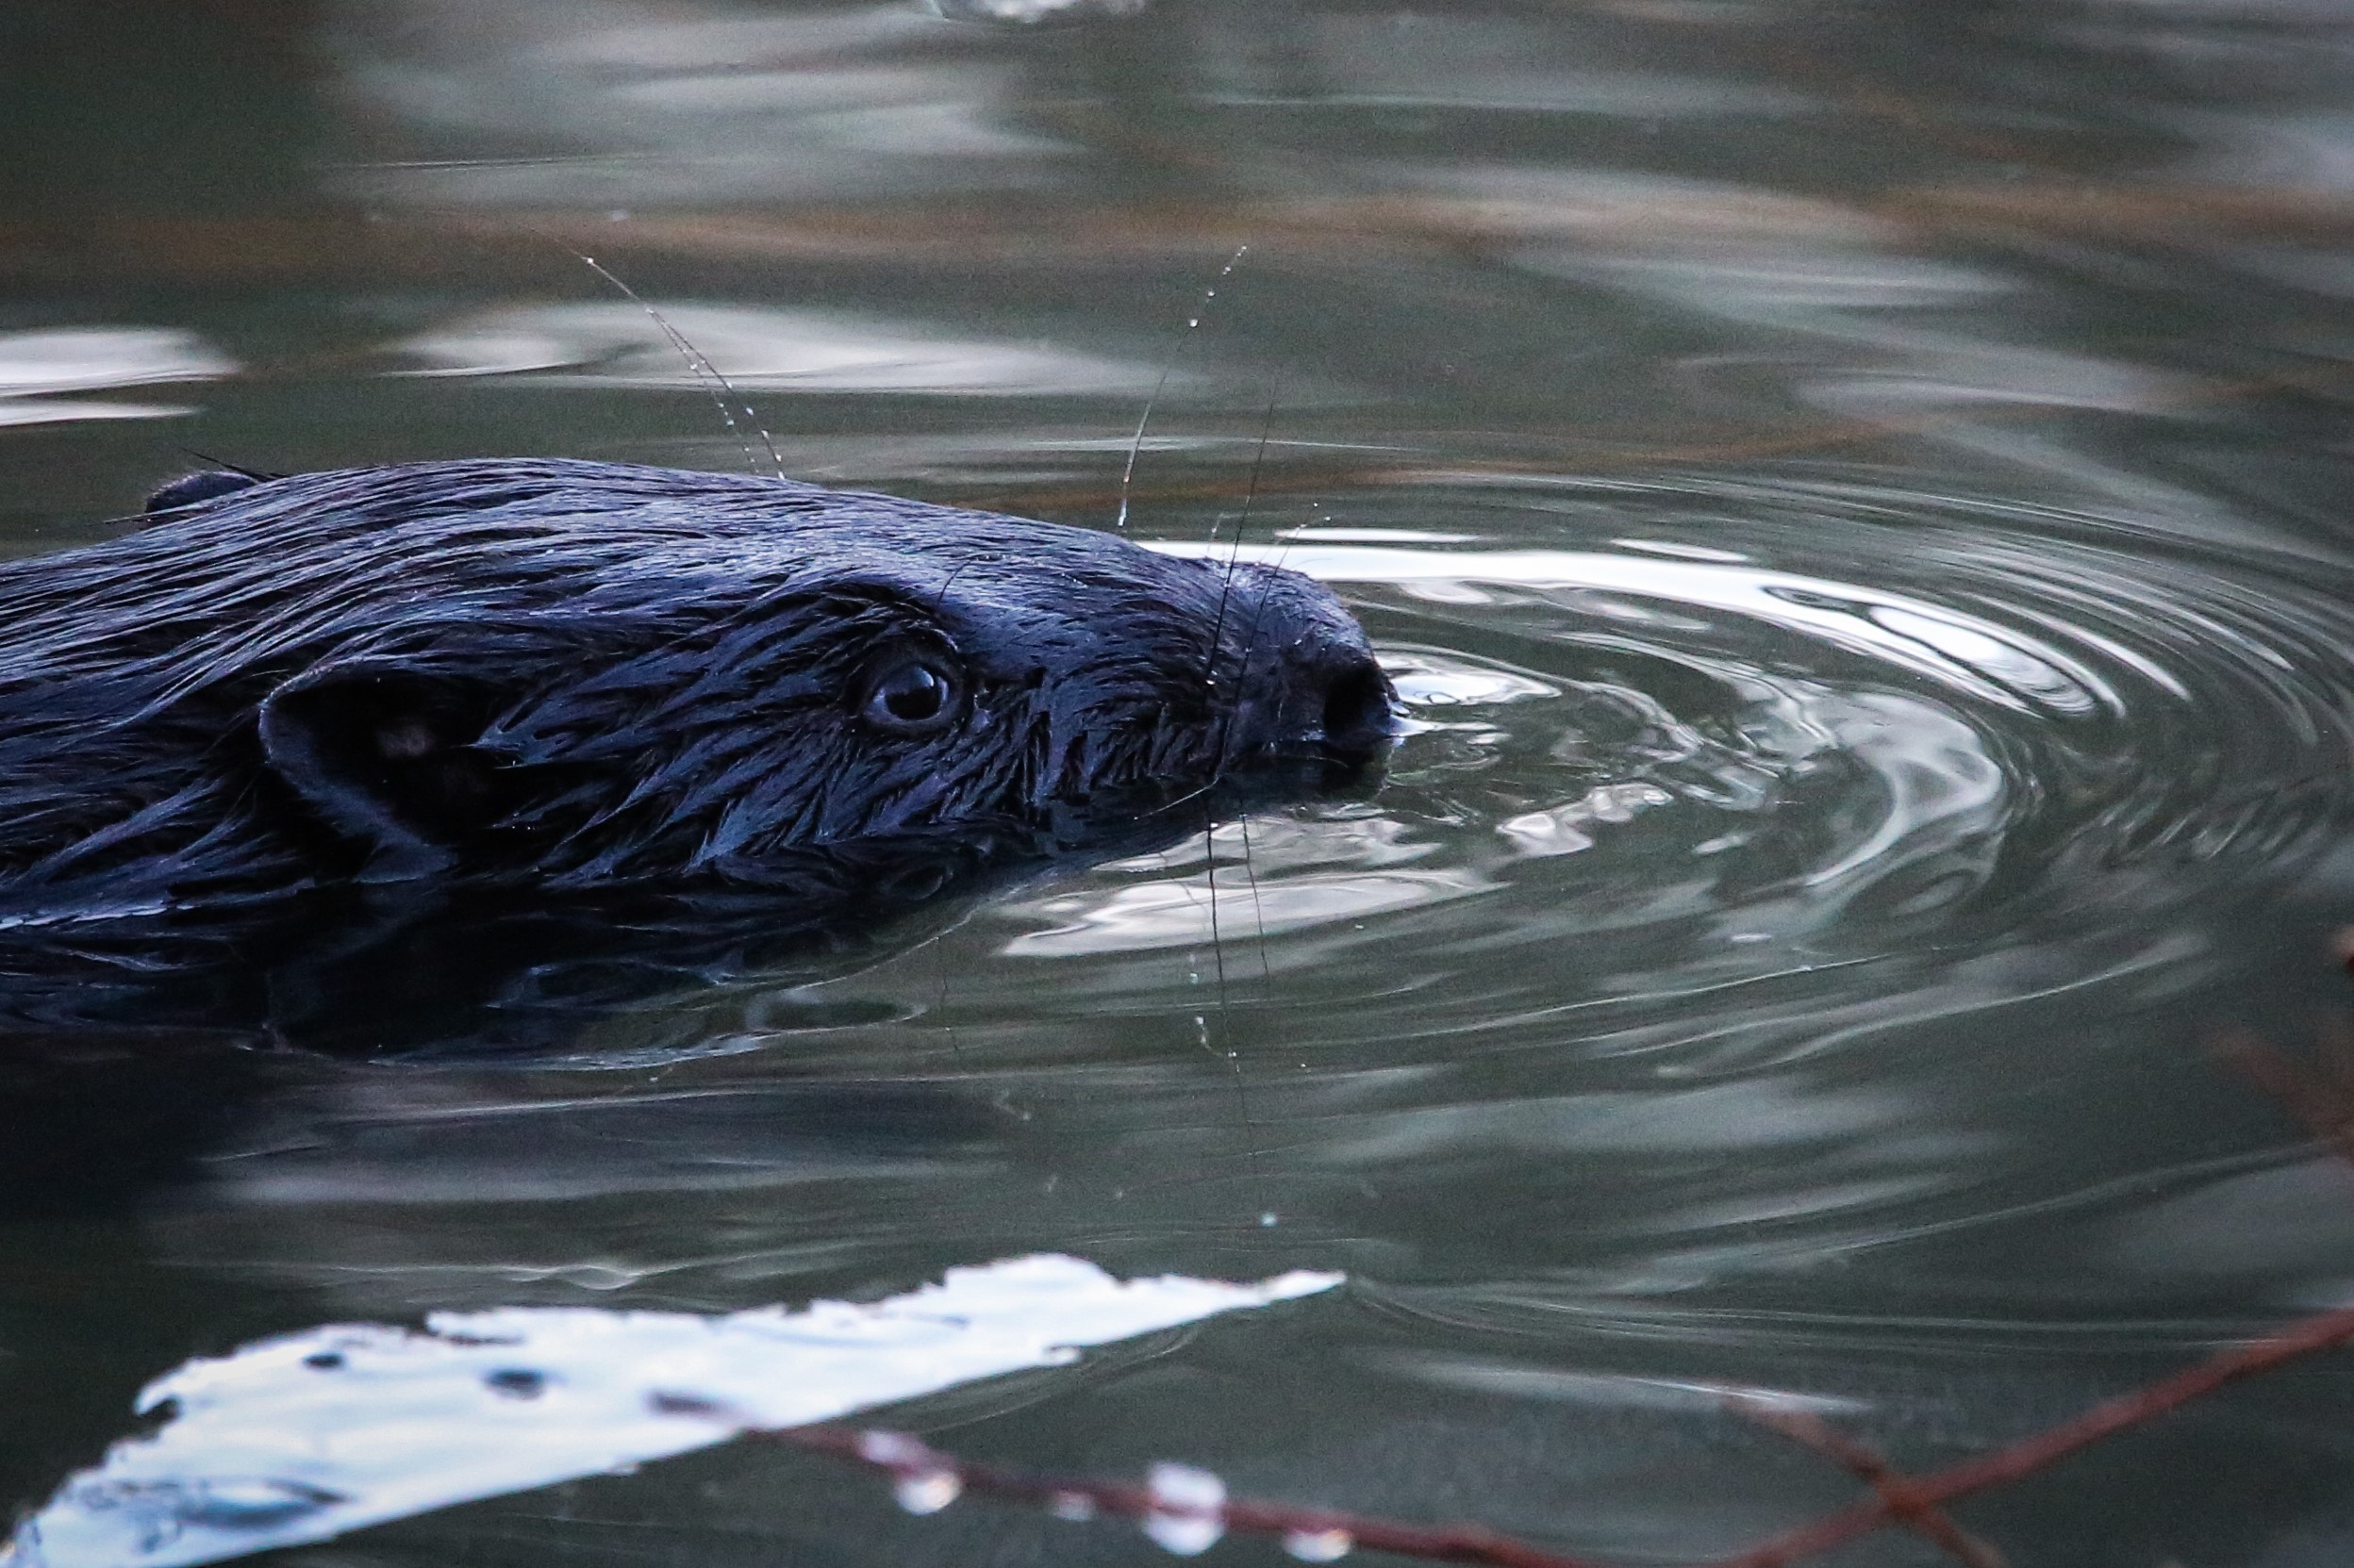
[1320,660,1396,760]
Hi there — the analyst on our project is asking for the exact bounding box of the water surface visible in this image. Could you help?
[6,3,2354,1565]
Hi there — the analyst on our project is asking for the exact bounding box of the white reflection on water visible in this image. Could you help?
[396,302,1183,396]
[4,1256,1336,1568]
[1369,1350,1867,1417]
[931,0,1151,23]
[1382,650,1560,708]
[0,328,236,427]
[1006,813,1473,957]
[329,3,1061,206]
[1500,783,1676,859]
[1003,868,1490,958]
[1310,1078,1909,1164]
[1106,816,1441,877]
[1148,539,2113,716]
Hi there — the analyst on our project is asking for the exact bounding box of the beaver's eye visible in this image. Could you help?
[859,654,961,737]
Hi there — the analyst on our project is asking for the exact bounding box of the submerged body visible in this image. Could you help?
[0,459,1394,924]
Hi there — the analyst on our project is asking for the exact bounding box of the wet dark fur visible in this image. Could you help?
[0,458,1392,927]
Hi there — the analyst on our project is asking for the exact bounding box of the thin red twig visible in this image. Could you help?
[1699,1296,2354,1561]
[709,1290,2354,1568]
[709,1288,2354,1568]
[1706,1016,2354,1565]
[1723,1395,2009,1568]
[757,1420,1621,1568]
[673,1015,2354,1568]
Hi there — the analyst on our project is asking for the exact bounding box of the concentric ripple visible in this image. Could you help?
[970,470,2354,1092]
[818,470,2354,1309]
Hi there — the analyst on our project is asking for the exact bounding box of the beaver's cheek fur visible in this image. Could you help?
[0,458,1395,916]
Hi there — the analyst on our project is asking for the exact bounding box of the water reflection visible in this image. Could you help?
[10,0,2354,1563]
[326,0,1073,206]
[397,302,1182,395]
[1152,539,2111,714]
[0,330,234,428]
[1003,867,1490,957]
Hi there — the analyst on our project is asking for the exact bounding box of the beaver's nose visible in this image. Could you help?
[1260,638,1399,767]
[1314,654,1398,765]
[1202,557,1399,767]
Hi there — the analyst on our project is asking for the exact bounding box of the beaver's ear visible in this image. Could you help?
[145,470,268,513]
[258,660,507,881]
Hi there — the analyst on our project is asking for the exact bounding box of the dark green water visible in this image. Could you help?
[6,2,2354,1564]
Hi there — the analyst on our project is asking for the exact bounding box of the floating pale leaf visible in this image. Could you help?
[3,1255,1337,1568]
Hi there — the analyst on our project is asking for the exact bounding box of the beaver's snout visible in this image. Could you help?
[1315,657,1400,763]
[1202,558,1399,771]
[1239,645,1398,768]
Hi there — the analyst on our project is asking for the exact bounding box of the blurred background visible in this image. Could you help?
[7,2,2354,1565]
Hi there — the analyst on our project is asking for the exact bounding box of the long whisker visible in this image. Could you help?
[1132,775,1222,822]
[1125,393,1284,831]
[1205,391,1283,778]
[1203,805,1230,1056]
[1201,390,1279,1162]
[928,554,983,620]
[1236,813,1276,993]
[567,249,787,483]
[931,923,959,1057]
[1116,243,1249,536]
[1199,806,1259,1217]
[1218,412,1279,1100]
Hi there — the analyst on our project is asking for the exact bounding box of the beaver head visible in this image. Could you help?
[0,459,1394,916]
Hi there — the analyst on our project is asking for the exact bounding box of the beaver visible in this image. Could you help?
[0,458,1395,926]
